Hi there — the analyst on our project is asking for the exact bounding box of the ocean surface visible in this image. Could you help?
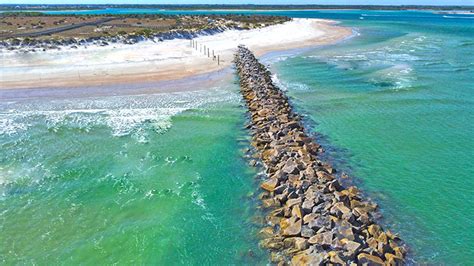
[1,9,473,264]
[265,11,474,264]
[0,77,269,264]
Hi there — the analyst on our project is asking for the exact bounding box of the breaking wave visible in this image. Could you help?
[301,34,436,90]
[271,73,311,92]
[443,15,474,19]
[0,88,239,141]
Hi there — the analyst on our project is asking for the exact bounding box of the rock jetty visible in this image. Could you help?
[235,46,407,265]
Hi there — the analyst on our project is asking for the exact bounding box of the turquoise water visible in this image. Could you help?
[0,79,267,264]
[267,11,474,264]
[1,9,473,264]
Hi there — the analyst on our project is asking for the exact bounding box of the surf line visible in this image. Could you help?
[235,45,407,265]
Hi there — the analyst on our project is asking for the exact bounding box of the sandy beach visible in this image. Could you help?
[0,18,352,90]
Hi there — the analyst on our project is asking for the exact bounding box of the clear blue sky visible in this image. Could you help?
[1,0,473,5]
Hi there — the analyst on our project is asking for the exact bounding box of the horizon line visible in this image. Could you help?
[1,4,474,7]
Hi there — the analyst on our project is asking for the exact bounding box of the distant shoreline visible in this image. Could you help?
[1,4,473,12]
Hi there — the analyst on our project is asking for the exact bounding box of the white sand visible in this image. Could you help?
[0,19,351,90]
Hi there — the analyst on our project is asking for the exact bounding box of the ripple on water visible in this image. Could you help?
[301,34,438,91]
[0,87,241,195]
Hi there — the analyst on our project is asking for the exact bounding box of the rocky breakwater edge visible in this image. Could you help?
[235,46,407,265]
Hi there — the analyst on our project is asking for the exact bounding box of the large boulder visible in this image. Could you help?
[291,252,325,266]
[281,216,302,236]
[308,231,333,247]
[385,253,404,265]
[357,253,384,266]
[260,237,284,250]
[283,159,299,174]
[260,178,278,192]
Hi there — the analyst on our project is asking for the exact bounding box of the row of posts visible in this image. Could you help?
[190,39,220,65]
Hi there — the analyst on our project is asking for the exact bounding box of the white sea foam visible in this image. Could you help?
[370,64,416,90]
[271,73,286,91]
[0,162,50,199]
[0,117,29,136]
[0,87,239,141]
[263,55,290,65]
[190,173,217,226]
[0,166,13,186]
[272,73,311,92]
[302,33,434,90]
[361,14,385,17]
[443,15,474,19]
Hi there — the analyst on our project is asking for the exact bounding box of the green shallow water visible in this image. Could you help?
[268,12,473,264]
[0,81,267,264]
[1,9,473,265]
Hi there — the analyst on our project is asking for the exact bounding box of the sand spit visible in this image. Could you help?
[0,19,351,91]
[235,46,407,265]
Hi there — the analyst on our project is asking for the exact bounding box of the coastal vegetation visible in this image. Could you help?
[0,13,290,52]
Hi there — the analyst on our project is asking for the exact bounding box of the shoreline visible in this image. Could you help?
[0,18,352,92]
[0,67,234,101]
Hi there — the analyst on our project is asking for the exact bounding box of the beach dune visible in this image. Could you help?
[0,18,351,90]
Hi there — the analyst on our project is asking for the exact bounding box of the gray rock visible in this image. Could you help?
[301,225,315,238]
